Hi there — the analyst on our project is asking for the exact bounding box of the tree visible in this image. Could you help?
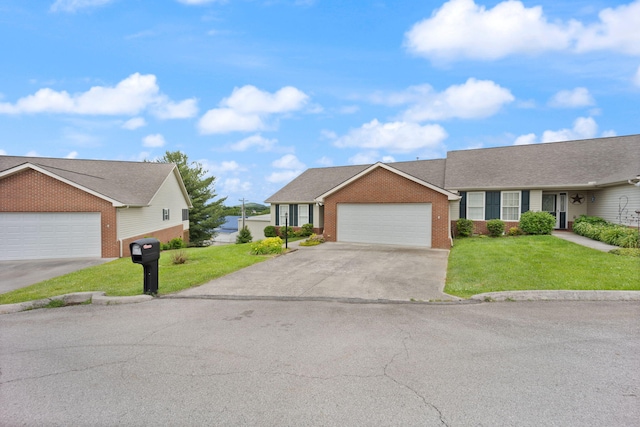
[157,151,227,246]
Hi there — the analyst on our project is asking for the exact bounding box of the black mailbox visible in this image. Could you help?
[130,238,160,295]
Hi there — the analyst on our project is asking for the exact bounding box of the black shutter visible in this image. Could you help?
[291,204,298,227]
[485,191,500,220]
[275,205,279,226]
[308,204,314,225]
[459,192,467,219]
[521,191,530,213]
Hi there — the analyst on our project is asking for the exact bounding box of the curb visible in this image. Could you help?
[163,294,475,305]
[471,290,640,302]
[0,292,154,315]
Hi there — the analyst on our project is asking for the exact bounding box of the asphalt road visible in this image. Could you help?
[1,299,638,426]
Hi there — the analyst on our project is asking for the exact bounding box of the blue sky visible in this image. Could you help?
[1,0,639,205]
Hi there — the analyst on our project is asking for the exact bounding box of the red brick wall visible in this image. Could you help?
[121,224,186,257]
[323,167,452,249]
[0,169,119,257]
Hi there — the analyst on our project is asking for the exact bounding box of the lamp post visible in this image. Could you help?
[284,212,288,249]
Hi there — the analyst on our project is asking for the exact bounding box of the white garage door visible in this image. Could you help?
[0,213,101,260]
[337,203,432,247]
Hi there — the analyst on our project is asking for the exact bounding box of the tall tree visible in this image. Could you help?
[157,151,227,246]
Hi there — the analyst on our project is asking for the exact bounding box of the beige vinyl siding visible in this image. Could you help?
[449,200,460,221]
[529,190,543,212]
[117,173,189,240]
[587,185,640,226]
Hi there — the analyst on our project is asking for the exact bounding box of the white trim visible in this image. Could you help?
[315,162,460,202]
[466,191,485,220]
[0,163,125,207]
[500,191,521,221]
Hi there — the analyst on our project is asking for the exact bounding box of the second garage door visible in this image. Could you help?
[0,212,102,261]
[337,203,432,247]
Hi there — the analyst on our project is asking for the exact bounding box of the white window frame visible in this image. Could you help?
[298,204,309,226]
[501,191,521,221]
[279,204,289,226]
[466,191,485,220]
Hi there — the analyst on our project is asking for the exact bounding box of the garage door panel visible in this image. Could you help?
[337,203,431,247]
[0,213,101,260]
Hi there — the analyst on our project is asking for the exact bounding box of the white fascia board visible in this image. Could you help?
[315,162,460,202]
[0,163,125,207]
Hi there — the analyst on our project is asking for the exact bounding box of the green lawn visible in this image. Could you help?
[0,244,270,305]
[445,235,640,298]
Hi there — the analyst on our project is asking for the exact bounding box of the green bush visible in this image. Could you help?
[609,248,640,257]
[299,233,325,246]
[299,223,314,237]
[279,226,294,239]
[486,219,505,237]
[508,227,524,236]
[236,226,253,244]
[456,218,474,237]
[168,237,186,249]
[264,225,277,238]
[519,211,556,235]
[574,215,608,225]
[250,237,284,255]
[574,219,639,248]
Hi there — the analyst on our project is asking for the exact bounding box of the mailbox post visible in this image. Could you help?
[130,238,160,295]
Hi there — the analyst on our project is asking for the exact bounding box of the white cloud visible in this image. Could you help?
[198,85,308,134]
[514,117,616,145]
[151,98,198,119]
[0,73,195,119]
[549,87,595,108]
[334,119,448,154]
[221,178,252,194]
[0,149,7,155]
[122,117,147,130]
[50,0,113,13]
[272,154,305,170]
[316,156,333,167]
[177,0,225,4]
[142,133,166,148]
[404,0,640,62]
[212,160,242,174]
[266,170,303,183]
[338,105,360,114]
[348,151,396,165]
[229,134,277,152]
[399,79,514,121]
[634,66,640,87]
[404,0,575,61]
[65,151,79,159]
[574,1,640,55]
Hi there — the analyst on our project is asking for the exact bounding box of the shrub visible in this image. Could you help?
[609,248,640,257]
[236,226,253,244]
[170,250,188,265]
[574,219,639,248]
[486,219,505,237]
[519,211,556,235]
[279,226,294,239]
[456,218,474,237]
[250,237,284,255]
[508,227,523,236]
[299,233,325,246]
[574,215,608,226]
[299,223,314,237]
[169,237,186,249]
[264,225,277,238]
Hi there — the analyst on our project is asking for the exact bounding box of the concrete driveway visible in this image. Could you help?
[0,258,114,294]
[177,242,457,302]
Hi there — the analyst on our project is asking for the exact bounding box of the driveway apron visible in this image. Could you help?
[177,242,456,301]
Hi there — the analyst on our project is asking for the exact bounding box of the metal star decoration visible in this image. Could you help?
[571,193,584,204]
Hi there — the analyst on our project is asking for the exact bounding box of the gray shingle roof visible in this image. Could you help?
[444,135,640,190]
[265,135,639,203]
[0,156,184,206]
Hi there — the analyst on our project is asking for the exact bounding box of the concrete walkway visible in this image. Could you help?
[552,231,620,252]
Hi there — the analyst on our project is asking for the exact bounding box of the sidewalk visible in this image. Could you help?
[552,231,620,252]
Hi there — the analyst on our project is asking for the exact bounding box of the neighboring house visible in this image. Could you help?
[266,135,640,249]
[0,156,192,260]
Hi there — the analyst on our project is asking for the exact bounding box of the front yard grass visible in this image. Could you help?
[0,244,270,305]
[445,235,640,298]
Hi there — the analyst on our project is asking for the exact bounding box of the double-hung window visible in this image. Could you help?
[467,192,484,220]
[162,209,170,221]
[298,204,309,225]
[279,204,289,225]
[501,191,520,221]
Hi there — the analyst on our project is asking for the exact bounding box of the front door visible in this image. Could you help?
[542,193,567,229]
